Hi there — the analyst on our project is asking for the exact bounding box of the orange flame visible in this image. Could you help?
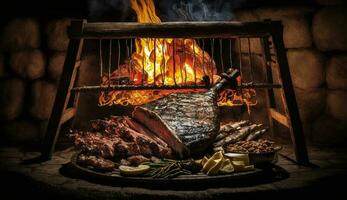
[99,0,256,108]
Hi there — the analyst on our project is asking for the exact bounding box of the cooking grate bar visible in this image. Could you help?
[71,82,281,92]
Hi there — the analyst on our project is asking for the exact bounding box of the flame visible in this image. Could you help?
[99,0,256,108]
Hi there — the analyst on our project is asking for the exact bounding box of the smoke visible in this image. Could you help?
[88,0,132,20]
[88,0,247,21]
[158,0,248,21]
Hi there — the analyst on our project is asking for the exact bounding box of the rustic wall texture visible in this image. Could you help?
[0,1,346,147]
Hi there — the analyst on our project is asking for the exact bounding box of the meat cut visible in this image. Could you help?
[133,68,239,157]
[71,116,173,160]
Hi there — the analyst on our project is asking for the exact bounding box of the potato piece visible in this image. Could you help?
[232,161,246,172]
[202,151,223,175]
[206,157,224,176]
[201,156,209,166]
[219,159,234,174]
[224,153,250,165]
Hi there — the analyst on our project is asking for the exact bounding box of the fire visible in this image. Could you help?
[99,0,256,108]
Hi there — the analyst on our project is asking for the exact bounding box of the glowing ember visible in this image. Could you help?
[98,0,256,107]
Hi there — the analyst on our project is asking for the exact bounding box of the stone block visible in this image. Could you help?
[1,18,40,51]
[10,49,45,80]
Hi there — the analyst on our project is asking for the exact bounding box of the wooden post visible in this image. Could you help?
[270,21,309,165]
[41,20,86,160]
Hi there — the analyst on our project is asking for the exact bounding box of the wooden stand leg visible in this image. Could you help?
[41,20,85,160]
[270,22,309,165]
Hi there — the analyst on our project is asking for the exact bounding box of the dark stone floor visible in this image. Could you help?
[0,145,346,200]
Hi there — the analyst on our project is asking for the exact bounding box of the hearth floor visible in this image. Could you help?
[0,145,346,200]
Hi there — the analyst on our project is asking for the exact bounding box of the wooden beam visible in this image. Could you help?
[75,60,81,68]
[69,21,278,39]
[270,108,289,128]
[60,107,76,124]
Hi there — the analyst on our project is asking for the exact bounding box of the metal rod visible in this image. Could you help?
[202,39,206,76]
[125,39,130,78]
[179,40,184,85]
[183,39,187,85]
[247,37,255,82]
[229,39,233,68]
[117,39,121,82]
[125,39,129,59]
[219,38,224,73]
[99,39,103,81]
[153,38,156,85]
[142,39,145,85]
[238,38,243,82]
[238,37,244,104]
[108,39,112,83]
[71,82,281,92]
[193,39,196,85]
[210,38,214,84]
[161,39,165,85]
[173,39,177,86]
[129,38,133,78]
[72,84,210,92]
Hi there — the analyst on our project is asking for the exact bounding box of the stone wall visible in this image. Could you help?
[0,18,69,145]
[0,1,346,147]
[235,1,347,145]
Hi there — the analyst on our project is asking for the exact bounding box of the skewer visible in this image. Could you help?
[71,82,281,92]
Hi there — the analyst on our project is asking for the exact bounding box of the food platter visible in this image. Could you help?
[68,152,266,189]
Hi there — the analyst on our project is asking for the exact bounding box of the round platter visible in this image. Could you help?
[68,153,267,189]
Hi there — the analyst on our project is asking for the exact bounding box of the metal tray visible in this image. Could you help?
[68,152,267,189]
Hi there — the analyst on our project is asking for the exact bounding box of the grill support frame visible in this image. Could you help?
[41,20,309,165]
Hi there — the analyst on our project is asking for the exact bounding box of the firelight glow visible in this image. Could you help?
[98,0,256,108]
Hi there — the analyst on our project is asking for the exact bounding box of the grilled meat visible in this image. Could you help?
[71,116,173,159]
[133,69,239,157]
[77,154,115,171]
